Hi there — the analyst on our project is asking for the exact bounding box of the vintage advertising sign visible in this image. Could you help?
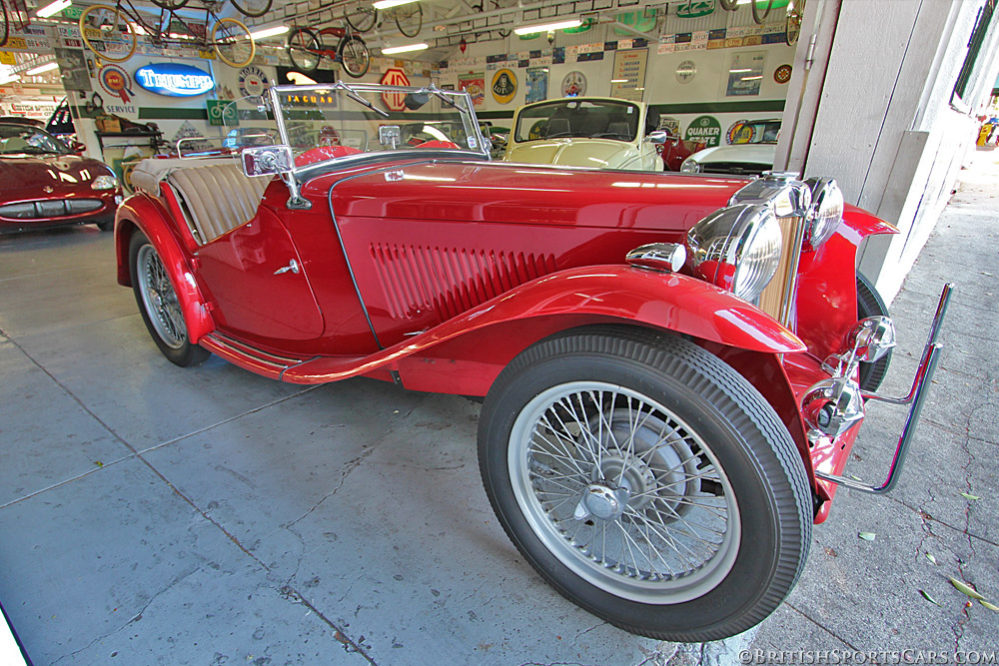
[561,71,586,97]
[380,68,411,111]
[610,49,648,102]
[525,67,548,103]
[685,115,722,148]
[98,64,134,103]
[726,51,766,97]
[458,73,485,107]
[491,68,517,104]
[134,63,215,97]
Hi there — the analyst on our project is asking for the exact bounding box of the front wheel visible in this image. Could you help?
[78,4,137,63]
[129,231,208,367]
[212,17,255,68]
[338,35,370,78]
[287,27,321,72]
[478,327,811,641]
[229,0,272,18]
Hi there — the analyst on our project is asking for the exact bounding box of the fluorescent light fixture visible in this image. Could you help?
[373,0,419,9]
[610,79,627,83]
[381,42,428,54]
[36,0,71,18]
[513,19,582,36]
[249,25,289,40]
[0,73,19,85]
[26,62,59,76]
[729,68,752,73]
[740,75,763,81]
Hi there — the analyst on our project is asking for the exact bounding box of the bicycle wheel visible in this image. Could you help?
[0,0,9,49]
[79,4,137,63]
[718,0,738,9]
[751,0,774,23]
[287,27,320,73]
[393,4,421,37]
[344,4,377,33]
[339,35,370,79]
[229,0,272,19]
[150,0,187,9]
[212,17,254,68]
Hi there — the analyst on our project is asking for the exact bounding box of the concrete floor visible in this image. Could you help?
[1,157,997,665]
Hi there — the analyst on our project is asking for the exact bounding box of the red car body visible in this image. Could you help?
[115,159,888,513]
[0,122,121,233]
[110,83,949,642]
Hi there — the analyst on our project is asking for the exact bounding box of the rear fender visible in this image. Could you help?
[114,194,215,343]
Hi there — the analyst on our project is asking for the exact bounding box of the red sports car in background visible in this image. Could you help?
[0,121,121,234]
[113,82,951,641]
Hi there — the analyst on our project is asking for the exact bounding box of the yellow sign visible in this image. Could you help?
[0,51,15,65]
[491,68,517,105]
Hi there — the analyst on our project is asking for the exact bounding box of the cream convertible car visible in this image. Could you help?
[503,97,666,171]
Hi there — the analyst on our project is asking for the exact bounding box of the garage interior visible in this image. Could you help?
[2,0,999,663]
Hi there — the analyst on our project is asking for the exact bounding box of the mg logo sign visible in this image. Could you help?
[380,68,411,111]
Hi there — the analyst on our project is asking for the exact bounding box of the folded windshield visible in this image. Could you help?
[222,83,488,170]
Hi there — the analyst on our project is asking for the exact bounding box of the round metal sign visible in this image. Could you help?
[561,71,586,97]
[491,68,517,104]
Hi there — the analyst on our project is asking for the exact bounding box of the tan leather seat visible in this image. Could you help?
[130,158,270,244]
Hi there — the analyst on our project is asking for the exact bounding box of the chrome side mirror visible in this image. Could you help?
[241,145,294,177]
[645,130,672,145]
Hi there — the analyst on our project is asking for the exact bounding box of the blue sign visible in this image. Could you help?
[134,63,215,97]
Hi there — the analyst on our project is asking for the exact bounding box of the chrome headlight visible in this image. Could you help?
[686,204,783,301]
[803,177,844,250]
[92,174,117,191]
[680,158,701,173]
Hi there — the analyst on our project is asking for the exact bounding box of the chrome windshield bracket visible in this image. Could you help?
[815,283,954,495]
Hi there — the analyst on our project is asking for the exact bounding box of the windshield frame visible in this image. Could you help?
[512,98,644,144]
[265,82,490,177]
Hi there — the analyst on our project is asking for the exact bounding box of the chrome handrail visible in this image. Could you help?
[815,282,954,494]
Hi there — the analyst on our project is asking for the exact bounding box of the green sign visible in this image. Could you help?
[206,99,237,127]
[676,1,714,19]
[685,115,722,147]
[61,6,83,18]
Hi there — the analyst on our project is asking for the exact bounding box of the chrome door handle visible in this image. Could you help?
[274,259,300,275]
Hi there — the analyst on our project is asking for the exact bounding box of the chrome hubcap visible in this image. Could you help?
[509,382,740,603]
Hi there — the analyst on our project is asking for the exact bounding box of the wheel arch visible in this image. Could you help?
[115,195,216,344]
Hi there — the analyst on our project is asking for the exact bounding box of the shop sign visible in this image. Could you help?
[207,100,238,127]
[134,63,215,97]
[676,1,713,19]
[380,68,411,111]
[685,115,721,148]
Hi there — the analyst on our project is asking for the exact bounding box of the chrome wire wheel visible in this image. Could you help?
[136,244,186,350]
[509,381,740,604]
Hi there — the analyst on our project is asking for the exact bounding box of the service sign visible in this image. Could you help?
[134,63,215,97]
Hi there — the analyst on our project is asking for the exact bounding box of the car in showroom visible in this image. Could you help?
[681,118,782,176]
[113,82,950,642]
[503,96,665,170]
[0,121,121,233]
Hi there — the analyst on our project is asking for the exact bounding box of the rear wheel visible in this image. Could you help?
[230,0,272,18]
[751,0,774,23]
[393,4,422,37]
[478,327,811,641]
[856,272,892,392]
[344,4,377,33]
[129,231,208,367]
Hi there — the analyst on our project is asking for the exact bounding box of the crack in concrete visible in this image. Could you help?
[783,602,859,651]
[633,643,682,666]
[51,565,204,664]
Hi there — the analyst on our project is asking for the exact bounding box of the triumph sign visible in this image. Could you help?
[134,63,215,97]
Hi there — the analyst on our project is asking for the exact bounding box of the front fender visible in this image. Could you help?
[114,194,215,344]
[284,265,804,386]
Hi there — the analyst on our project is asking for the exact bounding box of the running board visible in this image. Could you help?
[199,332,316,379]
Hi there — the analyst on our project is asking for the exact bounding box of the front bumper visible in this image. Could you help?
[812,283,953,494]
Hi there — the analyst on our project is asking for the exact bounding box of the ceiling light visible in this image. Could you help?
[26,62,59,76]
[381,42,428,54]
[513,19,582,36]
[610,79,627,83]
[0,69,19,85]
[373,0,419,9]
[249,25,289,40]
[36,0,70,18]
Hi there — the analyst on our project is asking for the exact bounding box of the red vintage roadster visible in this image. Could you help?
[113,83,951,641]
